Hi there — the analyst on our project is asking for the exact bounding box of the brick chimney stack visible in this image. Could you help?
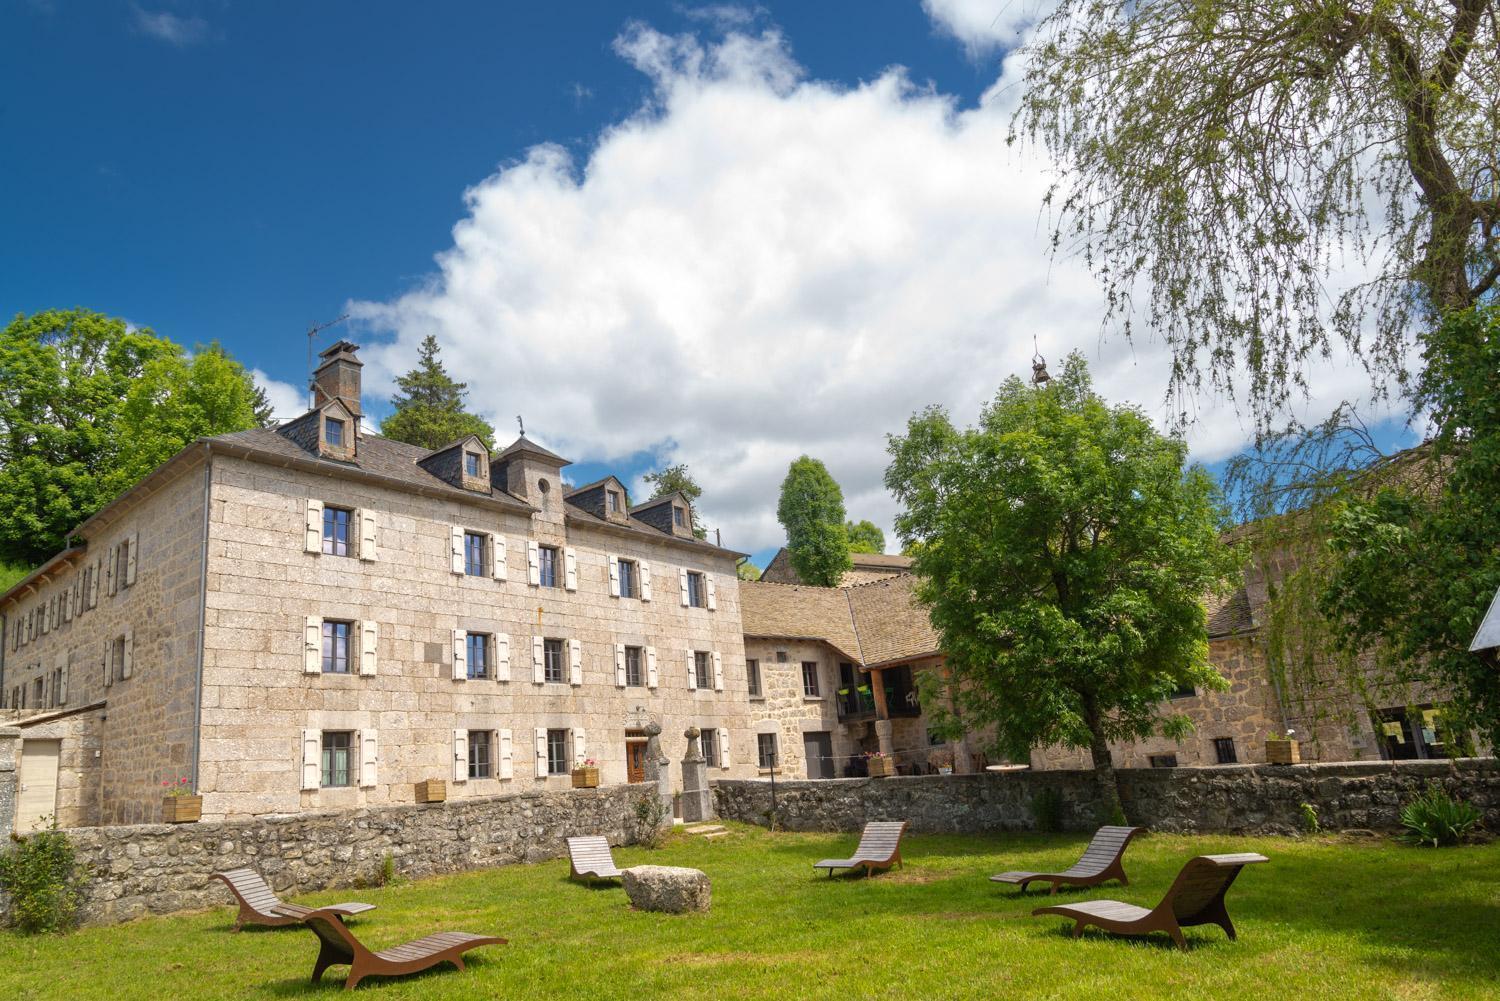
[312,341,363,419]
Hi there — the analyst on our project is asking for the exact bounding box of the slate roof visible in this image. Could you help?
[1205,585,1255,638]
[496,434,569,464]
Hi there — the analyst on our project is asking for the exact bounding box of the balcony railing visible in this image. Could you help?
[835,686,922,722]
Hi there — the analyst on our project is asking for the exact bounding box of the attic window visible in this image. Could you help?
[607,489,621,513]
[325,417,345,448]
[673,506,685,528]
[464,452,482,477]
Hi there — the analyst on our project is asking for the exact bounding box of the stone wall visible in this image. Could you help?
[0,727,17,833]
[0,782,656,927]
[713,758,1500,835]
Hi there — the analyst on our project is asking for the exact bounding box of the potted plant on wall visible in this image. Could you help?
[1265,728,1300,765]
[928,746,955,776]
[571,758,601,788]
[161,776,201,823]
[864,751,896,778]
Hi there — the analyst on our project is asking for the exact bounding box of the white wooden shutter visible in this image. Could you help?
[452,629,468,681]
[686,650,697,690]
[534,728,548,775]
[490,534,507,581]
[532,635,545,684]
[572,727,587,766]
[679,568,690,606]
[498,729,514,779]
[125,532,139,585]
[707,574,718,611]
[305,499,323,553]
[56,654,68,705]
[640,561,652,602]
[495,633,511,682]
[304,616,322,674]
[646,646,658,689]
[106,544,118,596]
[359,509,378,561]
[103,639,113,688]
[450,526,465,574]
[614,643,627,687]
[121,627,134,679]
[564,547,578,591]
[608,556,620,597]
[453,729,469,782]
[301,729,321,790]
[713,650,724,691]
[359,621,378,676]
[527,540,541,585]
[569,638,583,686]
[87,559,100,609]
[358,729,378,788]
[718,728,730,769]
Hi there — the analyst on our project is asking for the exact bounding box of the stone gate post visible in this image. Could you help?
[0,727,19,834]
[680,726,713,824]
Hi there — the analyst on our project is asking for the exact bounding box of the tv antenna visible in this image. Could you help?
[306,314,350,408]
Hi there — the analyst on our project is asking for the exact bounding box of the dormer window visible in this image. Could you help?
[465,451,481,477]
[325,417,345,448]
[608,489,622,514]
[673,506,686,528]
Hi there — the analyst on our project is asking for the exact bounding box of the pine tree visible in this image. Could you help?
[379,335,496,450]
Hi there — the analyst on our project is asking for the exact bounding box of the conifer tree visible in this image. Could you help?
[379,335,495,450]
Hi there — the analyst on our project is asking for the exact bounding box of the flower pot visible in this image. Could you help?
[416,779,447,803]
[571,766,600,788]
[938,766,954,776]
[1266,739,1300,765]
[162,795,202,823]
[867,757,896,778]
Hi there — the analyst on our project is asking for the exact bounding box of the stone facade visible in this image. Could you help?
[0,783,656,927]
[714,757,1500,835]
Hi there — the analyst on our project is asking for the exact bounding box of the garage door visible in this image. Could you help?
[16,739,61,833]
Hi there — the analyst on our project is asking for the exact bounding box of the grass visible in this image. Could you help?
[2,824,1497,1000]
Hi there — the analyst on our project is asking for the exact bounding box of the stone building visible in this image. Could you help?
[0,342,753,828]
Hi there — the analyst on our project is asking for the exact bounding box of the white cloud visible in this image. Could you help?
[921,0,1044,57]
[251,370,308,422]
[131,5,213,46]
[350,21,1405,556]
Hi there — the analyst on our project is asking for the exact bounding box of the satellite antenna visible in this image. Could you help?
[306,314,350,408]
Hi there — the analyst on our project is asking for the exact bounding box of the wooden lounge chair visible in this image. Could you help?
[813,820,909,877]
[991,825,1142,895]
[210,868,375,930]
[566,836,623,882]
[1032,852,1269,949]
[302,907,506,990]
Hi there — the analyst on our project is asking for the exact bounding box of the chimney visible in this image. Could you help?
[312,340,363,419]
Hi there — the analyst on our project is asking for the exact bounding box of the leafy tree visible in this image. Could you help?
[1016,2,1500,428]
[379,334,495,451]
[643,463,707,539]
[736,559,762,582]
[886,354,1242,818]
[777,456,852,587]
[0,309,261,566]
[846,519,885,555]
[0,560,28,592]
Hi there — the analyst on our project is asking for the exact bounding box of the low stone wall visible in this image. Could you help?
[1,783,656,927]
[0,728,17,836]
[713,758,1500,835]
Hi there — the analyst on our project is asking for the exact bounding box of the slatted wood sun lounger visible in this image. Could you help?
[210,868,376,930]
[813,821,909,877]
[302,907,507,990]
[567,836,624,882]
[991,825,1142,894]
[1032,852,1269,949]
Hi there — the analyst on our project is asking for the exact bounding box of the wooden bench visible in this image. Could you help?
[991,826,1142,894]
[1032,852,1269,949]
[813,821,909,877]
[210,868,375,930]
[302,907,506,990]
[567,836,623,882]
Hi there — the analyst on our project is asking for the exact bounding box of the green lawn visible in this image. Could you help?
[2,824,1497,1000]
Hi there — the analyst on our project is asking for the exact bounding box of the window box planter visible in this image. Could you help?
[571,766,600,788]
[1265,739,1300,765]
[866,757,896,778]
[416,779,447,803]
[162,795,202,824]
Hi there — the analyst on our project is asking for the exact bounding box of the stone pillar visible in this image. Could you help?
[873,719,895,758]
[679,727,713,824]
[0,727,19,835]
[642,722,673,820]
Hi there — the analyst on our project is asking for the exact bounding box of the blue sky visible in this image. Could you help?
[1,3,1418,566]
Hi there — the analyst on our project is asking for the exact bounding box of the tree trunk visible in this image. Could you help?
[1081,693,1126,824]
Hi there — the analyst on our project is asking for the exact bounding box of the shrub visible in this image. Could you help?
[1030,788,1064,833]
[1399,783,1483,847]
[374,852,399,887]
[0,822,90,934]
[634,795,670,849]
[1299,802,1320,835]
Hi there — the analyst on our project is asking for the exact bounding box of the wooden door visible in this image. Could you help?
[17,739,60,833]
[803,731,834,780]
[626,737,647,783]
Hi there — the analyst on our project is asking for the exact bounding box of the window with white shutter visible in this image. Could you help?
[614,643,627,688]
[640,562,652,602]
[106,544,118,596]
[304,616,322,674]
[56,654,68,706]
[453,729,470,782]
[452,629,468,681]
[495,633,511,682]
[534,728,548,776]
[572,727,587,766]
[531,636,545,684]
[305,499,324,553]
[450,526,465,574]
[608,556,620,597]
[713,651,724,691]
[301,729,321,790]
[569,638,583,686]
[564,547,578,591]
[646,646,658,689]
[87,559,100,608]
[359,621,378,676]
[121,627,134,679]
[490,534,507,580]
[679,568,690,606]
[718,728,731,769]
[498,729,514,779]
[125,532,139,586]
[359,509,378,561]
[686,650,697,690]
[527,540,541,585]
[102,639,113,688]
[358,730,378,788]
[707,575,718,610]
